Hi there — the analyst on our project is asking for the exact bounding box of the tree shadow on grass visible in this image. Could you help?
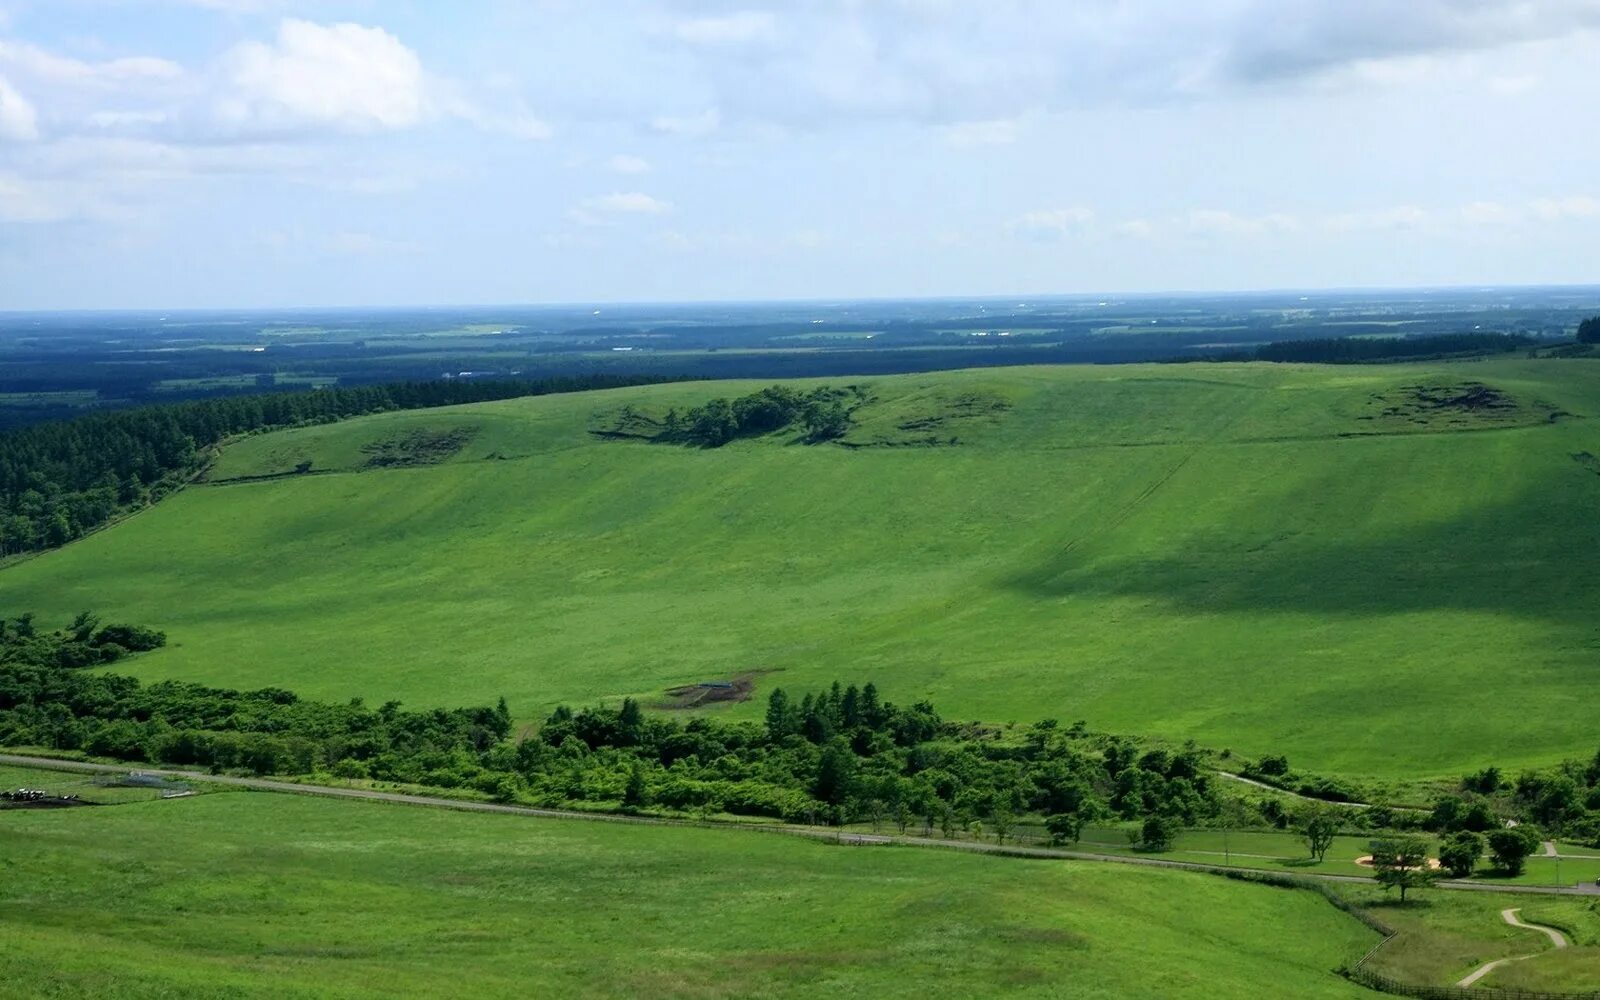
[1003,456,1600,623]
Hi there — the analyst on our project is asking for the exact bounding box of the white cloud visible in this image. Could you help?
[0,41,183,86]
[606,153,651,174]
[0,171,57,219]
[1487,74,1540,96]
[1322,205,1428,232]
[585,191,671,213]
[943,118,1018,146]
[0,73,37,140]
[219,19,427,132]
[326,231,420,256]
[569,191,673,226]
[672,11,779,47]
[1217,0,1600,85]
[1007,207,1094,240]
[650,108,720,137]
[85,109,172,129]
[1185,209,1301,236]
[622,1,1600,132]
[206,19,551,140]
[1528,195,1600,220]
[1460,200,1520,226]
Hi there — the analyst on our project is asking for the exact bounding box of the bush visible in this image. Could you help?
[1136,814,1178,852]
[1487,827,1541,875]
[1255,754,1290,777]
[92,624,166,652]
[1438,831,1483,877]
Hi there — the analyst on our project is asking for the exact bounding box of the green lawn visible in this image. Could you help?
[0,790,1377,999]
[5,360,1600,781]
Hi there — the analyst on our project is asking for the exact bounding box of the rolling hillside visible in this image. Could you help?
[5,360,1599,780]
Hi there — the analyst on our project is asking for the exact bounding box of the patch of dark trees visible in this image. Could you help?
[0,374,685,556]
[1,612,164,668]
[1579,315,1600,344]
[602,385,862,447]
[1255,333,1535,364]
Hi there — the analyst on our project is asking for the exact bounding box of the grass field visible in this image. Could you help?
[0,787,1379,999]
[5,360,1600,781]
[1340,885,1600,991]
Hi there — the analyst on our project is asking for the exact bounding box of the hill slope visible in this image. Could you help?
[5,360,1599,779]
[0,790,1374,998]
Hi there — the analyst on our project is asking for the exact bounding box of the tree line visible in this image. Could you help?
[0,374,684,555]
[7,614,1599,862]
[0,615,1213,840]
[1254,333,1534,364]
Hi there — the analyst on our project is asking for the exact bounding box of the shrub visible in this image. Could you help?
[1136,814,1178,852]
[1487,827,1541,875]
[1439,831,1483,877]
[92,624,167,652]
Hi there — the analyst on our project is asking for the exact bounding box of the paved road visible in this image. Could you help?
[1455,907,1569,988]
[4,753,1597,896]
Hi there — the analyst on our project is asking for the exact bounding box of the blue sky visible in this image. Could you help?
[1,1,1598,309]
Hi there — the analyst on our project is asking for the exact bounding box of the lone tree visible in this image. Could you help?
[1296,803,1341,863]
[1370,837,1437,902]
[1045,811,1088,846]
[1578,315,1600,344]
[989,806,1015,846]
[1438,831,1484,878]
[621,762,650,810]
[1488,827,1541,876]
[1136,814,1178,852]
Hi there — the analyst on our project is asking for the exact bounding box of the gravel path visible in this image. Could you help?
[1455,908,1568,988]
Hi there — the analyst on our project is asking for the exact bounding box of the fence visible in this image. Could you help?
[1342,966,1600,1000]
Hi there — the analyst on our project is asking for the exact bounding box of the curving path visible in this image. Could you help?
[1214,771,1429,813]
[1454,908,1568,988]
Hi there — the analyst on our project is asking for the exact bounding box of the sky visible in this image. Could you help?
[0,1,1597,310]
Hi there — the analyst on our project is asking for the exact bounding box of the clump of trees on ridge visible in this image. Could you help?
[610,384,860,447]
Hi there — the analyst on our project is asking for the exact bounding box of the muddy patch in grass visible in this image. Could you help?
[658,671,771,710]
[841,389,1012,447]
[362,427,477,468]
[1356,382,1557,431]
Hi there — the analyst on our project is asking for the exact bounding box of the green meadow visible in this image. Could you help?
[5,360,1600,781]
[0,785,1376,999]
[1339,884,1600,992]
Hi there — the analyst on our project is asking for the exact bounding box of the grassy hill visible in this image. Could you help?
[4,359,1599,780]
[0,787,1374,998]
